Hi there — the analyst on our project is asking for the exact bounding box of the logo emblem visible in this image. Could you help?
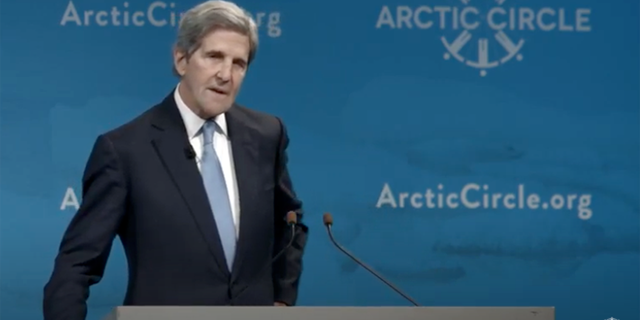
[375,1,591,76]
[441,0,523,77]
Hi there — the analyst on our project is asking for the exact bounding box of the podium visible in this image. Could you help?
[101,306,554,320]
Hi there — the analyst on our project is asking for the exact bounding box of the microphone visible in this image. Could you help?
[232,211,298,300]
[184,146,196,159]
[323,212,421,306]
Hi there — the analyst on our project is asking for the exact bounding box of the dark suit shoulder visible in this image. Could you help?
[230,104,284,139]
[96,99,173,154]
[103,106,158,141]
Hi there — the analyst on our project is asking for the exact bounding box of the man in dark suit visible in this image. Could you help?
[43,1,308,319]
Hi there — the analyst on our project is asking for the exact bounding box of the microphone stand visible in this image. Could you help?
[324,222,421,306]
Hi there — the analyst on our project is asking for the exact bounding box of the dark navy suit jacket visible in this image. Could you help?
[43,91,308,320]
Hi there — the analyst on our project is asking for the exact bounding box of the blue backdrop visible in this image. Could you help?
[1,0,639,319]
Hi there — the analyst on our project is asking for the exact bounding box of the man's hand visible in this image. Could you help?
[274,302,287,306]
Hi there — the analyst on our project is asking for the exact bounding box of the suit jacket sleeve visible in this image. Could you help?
[272,118,308,306]
[43,134,128,320]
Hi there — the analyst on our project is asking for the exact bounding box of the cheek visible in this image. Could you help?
[188,60,215,80]
[186,70,213,89]
[231,74,246,90]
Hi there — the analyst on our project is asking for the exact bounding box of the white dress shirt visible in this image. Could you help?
[174,84,241,237]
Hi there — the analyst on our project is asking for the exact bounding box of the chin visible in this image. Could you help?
[201,104,231,117]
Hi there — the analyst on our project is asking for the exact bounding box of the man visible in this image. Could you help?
[43,1,308,319]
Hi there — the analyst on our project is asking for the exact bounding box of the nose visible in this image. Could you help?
[215,60,232,82]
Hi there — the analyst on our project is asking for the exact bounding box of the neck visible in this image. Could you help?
[177,82,206,118]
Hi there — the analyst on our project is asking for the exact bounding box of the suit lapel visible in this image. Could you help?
[149,93,231,278]
[225,106,261,281]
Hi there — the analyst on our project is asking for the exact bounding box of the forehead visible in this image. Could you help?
[199,29,251,58]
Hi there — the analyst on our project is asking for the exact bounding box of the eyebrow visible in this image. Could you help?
[203,50,248,65]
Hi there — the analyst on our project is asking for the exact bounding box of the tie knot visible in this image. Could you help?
[202,120,217,145]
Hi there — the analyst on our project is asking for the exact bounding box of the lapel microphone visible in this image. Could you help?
[184,145,196,159]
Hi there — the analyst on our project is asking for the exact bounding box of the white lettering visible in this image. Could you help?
[537,8,556,31]
[58,1,278,35]
[376,6,592,32]
[503,194,516,209]
[267,13,281,37]
[397,6,413,29]
[575,8,591,31]
[518,8,535,30]
[376,183,397,208]
[60,187,80,210]
[61,1,82,26]
[376,6,395,28]
[460,7,479,30]
[452,7,459,29]
[550,195,564,209]
[558,8,573,31]
[433,6,450,29]
[425,189,436,208]
[527,194,540,209]
[111,6,122,26]
[133,12,144,26]
[398,192,409,208]
[96,11,108,26]
[460,183,480,209]
[148,1,166,27]
[578,195,592,219]
[491,193,503,208]
[83,10,94,26]
[446,193,458,208]
[565,194,577,209]
[482,184,490,208]
[373,183,592,219]
[413,6,433,29]
[250,12,264,26]
[410,193,423,208]
[487,7,507,30]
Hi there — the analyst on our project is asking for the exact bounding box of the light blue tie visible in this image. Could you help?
[200,120,236,271]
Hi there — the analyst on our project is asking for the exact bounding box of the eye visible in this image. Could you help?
[233,59,247,69]
[205,50,224,59]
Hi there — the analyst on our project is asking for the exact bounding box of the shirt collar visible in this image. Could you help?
[174,83,228,139]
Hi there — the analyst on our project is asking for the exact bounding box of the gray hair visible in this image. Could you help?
[173,0,259,75]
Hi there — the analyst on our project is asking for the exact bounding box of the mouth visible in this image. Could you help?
[208,88,228,95]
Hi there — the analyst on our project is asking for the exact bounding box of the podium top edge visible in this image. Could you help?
[112,306,555,309]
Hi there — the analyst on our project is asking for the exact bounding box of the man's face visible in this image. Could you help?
[174,29,250,118]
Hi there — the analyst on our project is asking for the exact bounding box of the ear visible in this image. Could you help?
[173,46,188,77]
